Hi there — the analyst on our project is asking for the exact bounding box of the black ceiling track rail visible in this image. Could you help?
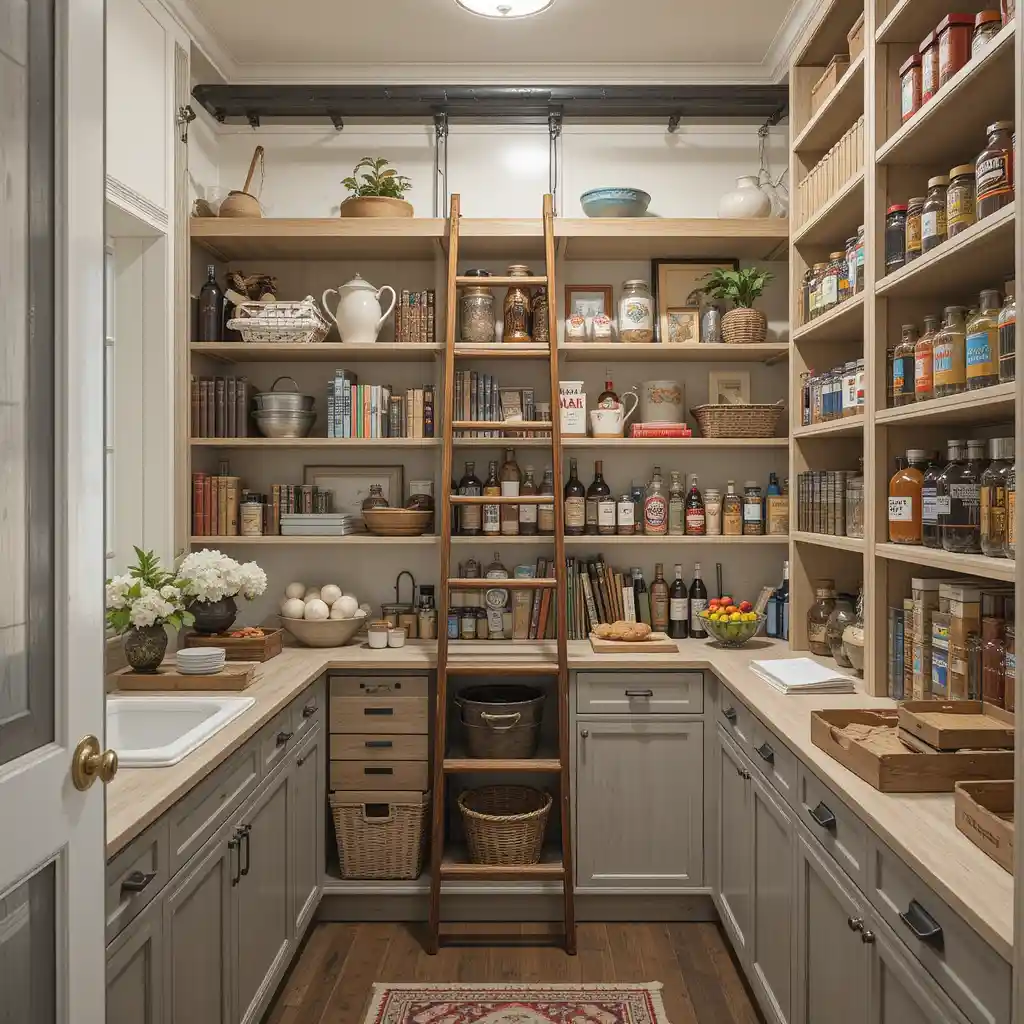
[191,84,788,129]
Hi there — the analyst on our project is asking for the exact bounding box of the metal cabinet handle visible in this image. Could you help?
[899,899,943,948]
[861,931,876,944]
[302,702,317,718]
[755,742,775,764]
[625,689,654,698]
[723,706,737,722]
[121,870,156,894]
[580,729,589,738]
[847,916,864,932]
[736,767,751,780]
[296,749,312,767]
[276,730,293,746]
[808,801,837,831]
[239,825,251,878]
[365,739,393,748]
[229,835,241,886]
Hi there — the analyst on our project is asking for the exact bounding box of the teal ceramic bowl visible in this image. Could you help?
[580,188,651,218]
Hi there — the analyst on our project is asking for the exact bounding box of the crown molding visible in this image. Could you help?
[763,0,819,81]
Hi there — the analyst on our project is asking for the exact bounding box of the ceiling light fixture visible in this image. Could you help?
[455,0,556,18]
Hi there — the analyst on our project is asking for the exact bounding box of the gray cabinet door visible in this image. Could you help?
[751,772,795,1024]
[576,719,703,889]
[163,824,235,1024]
[794,832,868,1024]
[235,766,293,1024]
[290,725,325,938]
[107,897,163,1024]
[716,728,752,960]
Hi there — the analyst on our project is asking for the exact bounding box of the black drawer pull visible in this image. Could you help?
[625,689,654,698]
[722,707,737,723]
[364,766,394,775]
[302,702,317,718]
[121,870,156,894]
[808,801,837,830]
[364,707,395,716]
[276,730,293,746]
[899,899,944,948]
[755,742,775,764]
[365,739,393,748]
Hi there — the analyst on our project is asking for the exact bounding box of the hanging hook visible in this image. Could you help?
[176,104,196,144]
[246,111,260,130]
[667,114,681,134]
[329,112,344,131]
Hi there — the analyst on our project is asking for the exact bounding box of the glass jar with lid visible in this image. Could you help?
[619,279,655,343]
[742,482,764,535]
[947,165,977,237]
[934,306,968,396]
[1006,461,1016,557]
[905,197,924,261]
[981,436,1014,556]
[801,268,814,324]
[999,279,1016,382]
[807,580,836,657]
[922,175,949,251]
[966,289,1002,389]
[845,460,865,539]
[893,323,918,406]
[819,257,840,315]
[531,289,549,346]
[977,121,1015,219]
[827,594,858,667]
[942,438,988,553]
[362,483,389,511]
[884,204,908,273]
[855,224,866,292]
[973,10,1002,55]
[810,263,827,318]
[836,250,851,303]
[889,449,929,544]
[459,269,496,345]
[503,265,534,342]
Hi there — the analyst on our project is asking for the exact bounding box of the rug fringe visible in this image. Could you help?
[369,983,665,991]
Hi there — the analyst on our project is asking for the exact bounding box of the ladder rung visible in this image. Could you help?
[439,860,564,880]
[454,276,549,286]
[452,420,553,432]
[437,930,568,947]
[446,577,557,589]
[445,662,561,676]
[453,344,551,359]
[449,495,554,505]
[443,756,562,772]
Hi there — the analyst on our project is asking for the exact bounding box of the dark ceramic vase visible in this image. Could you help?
[123,625,168,673]
[190,596,238,635]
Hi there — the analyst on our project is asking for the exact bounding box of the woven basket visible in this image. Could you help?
[458,785,552,865]
[330,792,429,879]
[722,307,768,345]
[691,401,785,439]
[227,297,329,345]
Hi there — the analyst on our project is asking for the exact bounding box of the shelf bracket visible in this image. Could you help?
[246,111,260,130]
[764,103,787,129]
[667,114,681,134]
[176,104,196,144]
[548,110,563,215]
[328,112,344,131]
[433,112,449,218]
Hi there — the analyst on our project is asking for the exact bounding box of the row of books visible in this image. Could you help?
[191,377,251,438]
[566,556,631,640]
[192,473,333,536]
[454,371,539,438]
[325,371,435,438]
[395,290,436,344]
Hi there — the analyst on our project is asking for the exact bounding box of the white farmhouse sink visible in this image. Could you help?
[107,695,256,768]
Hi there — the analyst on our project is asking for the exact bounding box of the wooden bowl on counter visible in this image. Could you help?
[362,508,433,537]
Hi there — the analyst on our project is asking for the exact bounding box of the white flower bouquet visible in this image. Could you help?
[105,548,193,634]
[176,549,268,604]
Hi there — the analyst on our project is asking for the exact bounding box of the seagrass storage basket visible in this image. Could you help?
[330,791,429,879]
[691,401,785,439]
[721,307,768,344]
[458,785,552,865]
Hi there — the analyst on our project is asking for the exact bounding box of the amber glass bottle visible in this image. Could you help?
[888,449,929,544]
[914,314,941,401]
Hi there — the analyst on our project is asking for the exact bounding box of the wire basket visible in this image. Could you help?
[691,401,785,438]
[458,785,552,865]
[329,792,429,879]
[227,297,329,345]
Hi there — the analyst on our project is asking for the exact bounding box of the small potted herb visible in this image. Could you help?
[701,266,774,344]
[340,157,414,218]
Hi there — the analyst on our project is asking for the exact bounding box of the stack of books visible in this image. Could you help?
[395,290,436,344]
[565,556,633,640]
[454,371,541,438]
[192,473,241,536]
[190,376,250,438]
[325,369,435,438]
[280,513,359,537]
[628,423,693,439]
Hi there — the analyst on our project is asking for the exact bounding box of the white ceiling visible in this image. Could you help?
[179,0,807,84]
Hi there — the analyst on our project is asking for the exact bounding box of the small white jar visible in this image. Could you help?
[367,622,389,649]
[387,627,407,649]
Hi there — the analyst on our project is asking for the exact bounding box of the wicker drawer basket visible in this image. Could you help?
[691,401,785,439]
[458,785,552,865]
[329,790,429,879]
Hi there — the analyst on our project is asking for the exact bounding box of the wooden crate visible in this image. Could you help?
[898,701,1014,751]
[111,661,256,691]
[810,709,1015,792]
[182,628,283,662]
[810,56,850,114]
[847,12,865,60]
[955,780,1014,872]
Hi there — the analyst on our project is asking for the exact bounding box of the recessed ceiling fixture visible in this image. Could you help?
[455,0,555,18]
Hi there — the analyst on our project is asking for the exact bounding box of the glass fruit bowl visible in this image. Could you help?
[700,611,766,648]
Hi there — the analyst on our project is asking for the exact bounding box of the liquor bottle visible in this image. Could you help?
[585,460,610,535]
[500,447,521,536]
[766,472,789,536]
[198,265,224,341]
[650,563,669,633]
[632,567,651,626]
[689,562,709,638]
[778,560,790,641]
[482,460,501,536]
[766,587,778,638]
[643,465,668,535]
[538,467,555,535]
[668,471,685,535]
[597,380,619,408]
[519,465,538,536]
[669,563,689,639]
[922,451,944,548]
[888,449,929,544]
[564,458,586,536]
[934,440,964,547]
[942,438,988,553]
[458,461,483,536]
[685,473,706,535]
[722,480,742,536]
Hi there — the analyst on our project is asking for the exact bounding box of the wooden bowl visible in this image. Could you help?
[218,190,262,218]
[362,508,432,536]
[339,196,413,218]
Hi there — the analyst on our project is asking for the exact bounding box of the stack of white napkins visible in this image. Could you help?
[750,658,855,695]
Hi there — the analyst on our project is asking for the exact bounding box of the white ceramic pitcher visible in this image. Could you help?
[322,275,397,344]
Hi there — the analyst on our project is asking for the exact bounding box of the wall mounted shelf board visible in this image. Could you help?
[792,171,865,248]
[559,343,788,363]
[792,531,865,553]
[791,294,865,344]
[874,384,1015,427]
[876,542,1015,583]
[793,53,865,154]
[191,342,444,363]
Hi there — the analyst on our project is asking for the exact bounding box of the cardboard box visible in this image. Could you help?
[955,780,1014,872]
[810,55,851,114]
[847,12,865,60]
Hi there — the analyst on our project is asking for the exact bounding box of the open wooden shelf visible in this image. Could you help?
[559,343,788,363]
[792,417,864,438]
[190,342,443,363]
[190,436,440,449]
[792,530,865,553]
[189,534,436,545]
[443,748,561,773]
[795,0,865,65]
[454,344,551,360]
[874,383,1015,427]
[792,171,864,248]
[791,293,864,344]
[563,534,789,546]
[876,542,1015,582]
[876,0,982,43]
[450,535,555,545]
[438,845,565,881]
[452,437,788,449]
[793,53,865,154]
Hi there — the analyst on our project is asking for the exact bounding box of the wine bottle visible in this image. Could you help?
[458,461,482,536]
[198,265,224,341]
[650,563,669,633]
[669,564,688,639]
[668,471,685,535]
[564,458,585,536]
[585,460,610,535]
[689,562,709,638]
[482,460,500,536]
[519,465,538,535]
[632,567,651,626]
[500,447,521,536]
[538,467,555,535]
[685,473,706,535]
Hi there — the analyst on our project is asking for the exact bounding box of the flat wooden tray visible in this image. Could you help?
[182,629,283,662]
[955,780,1014,873]
[898,700,1014,751]
[589,632,678,654]
[112,661,257,691]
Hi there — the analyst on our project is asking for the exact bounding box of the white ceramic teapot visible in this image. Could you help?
[322,275,397,344]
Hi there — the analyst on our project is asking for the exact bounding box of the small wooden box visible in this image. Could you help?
[810,55,851,114]
[955,780,1014,872]
[898,700,1014,751]
[112,661,256,691]
[847,12,865,60]
[329,759,429,791]
[329,695,428,734]
[183,629,282,662]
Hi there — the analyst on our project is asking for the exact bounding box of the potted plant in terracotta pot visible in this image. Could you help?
[176,549,268,635]
[340,156,413,218]
[700,266,773,344]
[106,548,193,673]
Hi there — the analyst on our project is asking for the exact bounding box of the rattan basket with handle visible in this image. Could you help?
[330,791,429,879]
[721,307,768,344]
[458,785,552,865]
[691,401,785,438]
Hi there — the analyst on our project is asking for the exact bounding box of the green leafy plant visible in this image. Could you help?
[700,267,773,309]
[105,547,193,635]
[342,157,412,200]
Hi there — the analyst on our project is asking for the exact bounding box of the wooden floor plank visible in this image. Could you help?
[576,922,614,982]
[319,923,394,1024]
[273,925,336,1010]
[377,925,423,983]
[291,924,359,1024]
[667,923,738,1024]
[700,924,763,1024]
[635,923,699,1024]
[606,923,646,983]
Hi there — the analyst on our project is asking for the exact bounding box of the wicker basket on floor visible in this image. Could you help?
[330,791,429,879]
[691,401,785,439]
[722,307,768,344]
[458,785,552,865]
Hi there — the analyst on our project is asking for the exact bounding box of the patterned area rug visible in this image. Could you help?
[364,984,668,1024]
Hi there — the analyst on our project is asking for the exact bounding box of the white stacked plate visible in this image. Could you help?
[176,647,226,675]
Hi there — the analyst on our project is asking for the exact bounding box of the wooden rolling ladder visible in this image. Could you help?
[428,194,575,954]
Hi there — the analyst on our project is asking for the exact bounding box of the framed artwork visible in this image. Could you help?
[651,258,739,342]
[565,284,613,319]
[304,464,405,519]
[665,306,700,345]
[708,370,751,405]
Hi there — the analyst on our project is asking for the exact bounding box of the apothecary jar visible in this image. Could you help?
[459,269,496,345]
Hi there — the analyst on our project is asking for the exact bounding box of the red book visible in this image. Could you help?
[629,423,692,438]
[192,473,207,536]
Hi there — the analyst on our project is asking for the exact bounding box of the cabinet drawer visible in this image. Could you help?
[292,678,325,740]
[330,695,428,734]
[259,706,296,776]
[330,675,429,698]
[575,671,703,715]
[105,818,169,944]
[329,759,428,791]
[797,765,868,885]
[331,733,429,761]
[750,718,798,807]
[866,836,1011,1024]
[717,691,755,754]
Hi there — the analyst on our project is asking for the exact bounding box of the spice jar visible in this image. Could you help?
[937,14,975,85]
[820,255,840,315]
[915,314,940,401]
[884,204,908,274]
[973,10,1002,55]
[459,270,495,344]
[503,265,533,342]
[742,481,764,536]
[1005,626,1016,711]
[966,289,1002,389]
[619,279,655,343]
[810,263,828,319]
[723,482,742,536]
[704,488,722,535]
[920,30,939,102]
[905,196,924,261]
[981,436,1014,556]
[240,496,263,536]
[899,54,922,122]
[999,280,1016,382]
[946,165,977,237]
[977,121,1014,219]
[844,237,858,297]
[934,305,968,396]
[807,580,836,657]
[922,175,949,251]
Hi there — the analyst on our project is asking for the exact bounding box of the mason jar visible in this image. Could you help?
[459,269,496,345]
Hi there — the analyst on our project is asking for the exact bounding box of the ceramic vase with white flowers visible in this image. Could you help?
[176,549,268,635]
[106,548,194,673]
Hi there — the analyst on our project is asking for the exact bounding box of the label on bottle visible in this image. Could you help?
[921,209,946,244]
[935,494,951,515]
[948,189,976,230]
[668,500,684,535]
[767,495,789,535]
[597,500,616,528]
[483,488,501,533]
[892,355,915,396]
[808,621,828,644]
[906,213,922,255]
[900,74,917,120]
[1009,489,1016,549]
[821,274,838,307]
[743,502,762,522]
[538,503,554,534]
[670,598,687,621]
[617,499,634,528]
[565,496,585,529]
[644,495,668,534]
[685,510,706,535]
[977,152,1013,206]
[651,593,668,631]
[501,481,520,497]
[689,600,707,632]
[966,329,997,379]
[915,350,933,393]
[461,502,481,532]
[888,496,913,521]
[949,483,979,508]
[585,497,599,530]
[922,486,938,524]
[519,502,538,525]
[723,509,742,535]
[933,341,966,386]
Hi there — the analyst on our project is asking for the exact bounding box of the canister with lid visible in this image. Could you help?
[459,270,496,345]
[899,54,922,122]
[503,265,534,342]
[884,204,908,274]
[972,10,1002,55]
[922,175,949,251]
[920,30,939,102]
[977,121,1014,218]
[937,13,975,85]
[946,165,977,237]
[905,197,924,261]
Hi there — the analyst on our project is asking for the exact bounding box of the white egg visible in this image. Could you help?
[281,597,305,619]
[359,602,372,615]
[320,584,343,606]
[304,598,330,621]
[342,591,356,600]
[304,587,322,602]
[284,582,306,601]
[332,595,359,619]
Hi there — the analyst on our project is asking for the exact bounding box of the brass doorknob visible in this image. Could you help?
[71,735,118,791]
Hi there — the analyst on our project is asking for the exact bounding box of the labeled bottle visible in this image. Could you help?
[689,563,709,639]
[1005,462,1016,558]
[966,289,1002,390]
[644,466,668,536]
[766,473,789,535]
[722,481,743,536]
[458,461,483,535]
[778,561,790,641]
[632,568,651,626]
[500,447,521,535]
[668,470,685,535]
[685,474,706,535]
[934,306,968,396]
[921,175,949,251]
[519,465,538,535]
[915,314,940,401]
[482,460,501,536]
[892,324,918,406]
[981,437,1014,557]
[705,487,723,535]
[922,451,946,548]
[616,493,635,535]
[198,265,224,341]
[585,460,610,535]
[669,564,688,640]
[935,440,965,544]
[976,121,1014,219]
[537,467,555,535]
[807,580,836,657]
[650,563,669,633]
[564,458,585,536]
[742,481,764,536]
[999,280,1016,383]
[888,449,929,544]
[942,438,988,553]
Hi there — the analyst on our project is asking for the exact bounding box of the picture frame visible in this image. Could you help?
[651,258,739,342]
[665,306,700,345]
[708,370,751,405]
[304,464,405,520]
[564,284,613,320]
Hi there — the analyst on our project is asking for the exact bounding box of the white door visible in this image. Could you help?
[0,0,107,1020]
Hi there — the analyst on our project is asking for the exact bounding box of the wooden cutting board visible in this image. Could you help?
[111,661,257,691]
[589,632,678,654]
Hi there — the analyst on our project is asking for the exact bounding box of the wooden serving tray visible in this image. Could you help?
[182,629,282,662]
[955,780,1014,873]
[112,661,257,691]
[898,700,1014,751]
[589,632,678,654]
